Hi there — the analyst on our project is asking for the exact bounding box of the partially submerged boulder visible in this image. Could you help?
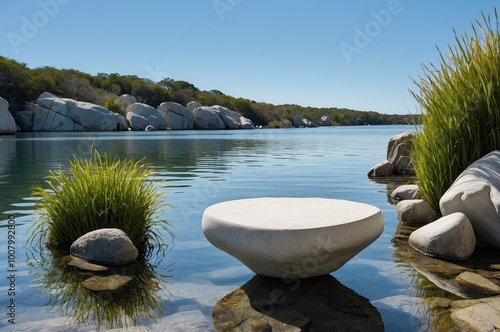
[396,199,436,225]
[440,151,500,248]
[126,102,167,130]
[70,228,138,265]
[368,131,415,177]
[408,212,476,260]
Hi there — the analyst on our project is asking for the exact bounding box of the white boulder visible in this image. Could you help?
[126,103,167,130]
[32,92,120,131]
[0,97,16,135]
[396,199,436,225]
[118,94,137,107]
[186,101,202,111]
[193,106,226,130]
[391,184,420,201]
[70,228,138,265]
[157,101,194,130]
[440,151,500,248]
[409,212,476,260]
[239,116,254,129]
[202,198,384,278]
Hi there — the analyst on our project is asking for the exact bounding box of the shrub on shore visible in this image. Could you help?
[411,8,500,210]
[30,150,173,252]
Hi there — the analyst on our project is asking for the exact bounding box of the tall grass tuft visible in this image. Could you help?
[30,150,173,251]
[410,8,500,211]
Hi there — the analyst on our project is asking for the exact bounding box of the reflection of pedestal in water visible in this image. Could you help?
[203,197,384,278]
[212,274,384,331]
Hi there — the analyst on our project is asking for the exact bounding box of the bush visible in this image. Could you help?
[410,9,500,210]
[30,150,173,251]
[104,95,125,115]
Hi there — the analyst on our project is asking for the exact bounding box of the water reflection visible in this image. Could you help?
[27,246,171,330]
[212,274,384,331]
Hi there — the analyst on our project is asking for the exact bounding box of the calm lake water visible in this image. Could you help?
[0,125,453,331]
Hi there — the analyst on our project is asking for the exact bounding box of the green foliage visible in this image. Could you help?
[410,8,500,210]
[104,95,125,115]
[30,150,173,251]
[0,55,418,126]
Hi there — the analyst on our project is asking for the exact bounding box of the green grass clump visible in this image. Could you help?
[30,150,172,251]
[410,8,500,211]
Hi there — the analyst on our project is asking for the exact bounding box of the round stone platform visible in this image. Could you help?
[202,197,384,278]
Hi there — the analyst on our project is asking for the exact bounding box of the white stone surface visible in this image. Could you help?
[202,197,384,278]
[391,184,420,201]
[396,199,436,225]
[408,212,476,260]
[158,101,194,130]
[440,150,500,248]
[126,102,167,130]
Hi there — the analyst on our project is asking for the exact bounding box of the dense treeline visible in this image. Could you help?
[0,56,420,127]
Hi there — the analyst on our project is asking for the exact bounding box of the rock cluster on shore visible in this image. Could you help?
[2,92,257,134]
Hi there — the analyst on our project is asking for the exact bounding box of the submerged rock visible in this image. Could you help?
[212,274,384,331]
[455,271,500,295]
[67,257,108,272]
[409,212,476,261]
[81,275,133,291]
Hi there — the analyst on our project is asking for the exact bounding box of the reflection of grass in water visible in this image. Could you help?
[27,245,172,330]
[391,229,462,332]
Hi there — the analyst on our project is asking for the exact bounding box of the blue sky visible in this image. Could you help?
[1,0,498,115]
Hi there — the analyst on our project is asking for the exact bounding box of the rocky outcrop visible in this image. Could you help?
[292,116,318,128]
[157,101,194,130]
[0,97,16,135]
[126,102,167,130]
[440,151,500,248]
[368,131,415,177]
[70,228,138,265]
[396,199,436,225]
[239,116,254,129]
[17,92,124,132]
[193,105,254,130]
[408,212,476,260]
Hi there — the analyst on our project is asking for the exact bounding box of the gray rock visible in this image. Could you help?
[81,275,133,291]
[391,184,420,201]
[396,199,436,225]
[126,103,167,130]
[193,106,226,130]
[114,113,129,131]
[408,212,476,260]
[0,97,16,135]
[440,151,500,249]
[292,116,306,127]
[186,101,203,111]
[33,92,119,131]
[320,115,333,126]
[157,101,194,130]
[213,105,241,129]
[451,297,500,332]
[368,160,394,177]
[239,116,254,129]
[455,271,500,295]
[303,118,318,127]
[387,131,414,175]
[70,228,138,265]
[118,94,137,107]
[126,112,149,130]
[145,125,157,131]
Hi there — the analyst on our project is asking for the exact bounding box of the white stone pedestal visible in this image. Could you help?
[202,197,384,278]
